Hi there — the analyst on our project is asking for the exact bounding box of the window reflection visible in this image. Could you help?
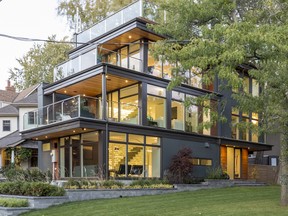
[108,133,161,178]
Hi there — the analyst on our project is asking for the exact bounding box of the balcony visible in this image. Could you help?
[74,0,156,45]
[54,48,142,81]
[23,95,141,130]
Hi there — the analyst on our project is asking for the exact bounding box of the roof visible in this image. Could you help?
[0,90,18,103]
[0,104,18,116]
[0,130,22,148]
[0,130,37,149]
[13,84,39,102]
[12,93,38,106]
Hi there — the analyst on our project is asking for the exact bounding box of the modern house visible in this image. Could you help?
[0,82,38,168]
[21,0,272,180]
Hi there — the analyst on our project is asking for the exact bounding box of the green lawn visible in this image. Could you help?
[22,186,288,216]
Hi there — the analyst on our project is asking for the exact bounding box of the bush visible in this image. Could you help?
[206,167,230,179]
[0,182,65,196]
[130,179,169,187]
[64,179,98,189]
[167,148,194,184]
[101,180,124,189]
[0,198,29,207]
[0,165,51,182]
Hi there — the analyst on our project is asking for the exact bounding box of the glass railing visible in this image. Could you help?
[75,0,143,45]
[23,96,102,130]
[23,96,141,130]
[54,49,142,81]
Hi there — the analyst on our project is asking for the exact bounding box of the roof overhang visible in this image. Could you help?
[220,138,273,151]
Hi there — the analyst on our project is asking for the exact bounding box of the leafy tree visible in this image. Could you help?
[167,147,193,184]
[151,0,288,205]
[9,36,72,91]
[57,0,134,31]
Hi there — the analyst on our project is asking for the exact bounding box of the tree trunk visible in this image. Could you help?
[280,131,288,206]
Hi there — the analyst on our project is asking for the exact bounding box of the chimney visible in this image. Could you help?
[5,80,16,92]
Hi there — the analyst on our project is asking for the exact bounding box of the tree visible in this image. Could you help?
[167,147,193,184]
[57,0,134,31]
[9,36,72,91]
[150,0,288,205]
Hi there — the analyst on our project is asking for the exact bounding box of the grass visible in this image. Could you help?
[22,186,288,216]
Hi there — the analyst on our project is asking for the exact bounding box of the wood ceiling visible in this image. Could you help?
[99,27,163,54]
[56,74,138,97]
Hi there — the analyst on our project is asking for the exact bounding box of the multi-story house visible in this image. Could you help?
[21,0,272,180]
[0,82,38,168]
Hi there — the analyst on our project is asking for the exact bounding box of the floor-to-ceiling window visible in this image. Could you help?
[108,132,161,178]
[107,84,139,124]
[171,91,185,130]
[59,132,99,178]
[147,84,166,128]
[185,95,199,133]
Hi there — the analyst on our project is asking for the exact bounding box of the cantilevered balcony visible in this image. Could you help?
[23,95,140,130]
[74,0,155,45]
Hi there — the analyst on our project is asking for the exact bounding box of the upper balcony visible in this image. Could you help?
[74,0,155,46]
[23,95,140,131]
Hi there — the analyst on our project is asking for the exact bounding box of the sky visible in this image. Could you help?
[0,0,71,91]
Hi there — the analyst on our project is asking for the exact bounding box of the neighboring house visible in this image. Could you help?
[0,83,39,168]
[0,80,18,109]
[21,1,273,180]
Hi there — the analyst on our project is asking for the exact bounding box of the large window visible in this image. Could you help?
[147,85,166,128]
[108,132,160,178]
[103,41,141,72]
[107,84,139,124]
[171,91,185,130]
[59,132,99,178]
[2,120,10,131]
[231,108,259,142]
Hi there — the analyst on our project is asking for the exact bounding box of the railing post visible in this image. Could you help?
[140,0,143,17]
[78,95,81,117]
[46,106,49,125]
[102,70,107,120]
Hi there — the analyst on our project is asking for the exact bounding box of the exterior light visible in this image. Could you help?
[45,136,48,139]
[125,80,128,83]
[128,35,132,39]
[73,130,76,133]
[64,90,67,93]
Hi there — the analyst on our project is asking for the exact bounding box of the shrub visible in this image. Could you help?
[0,198,29,207]
[206,166,230,179]
[0,182,65,196]
[0,165,51,182]
[64,179,99,189]
[130,179,169,187]
[167,148,193,184]
[101,180,124,189]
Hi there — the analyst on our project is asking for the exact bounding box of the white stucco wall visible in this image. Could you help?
[0,116,18,137]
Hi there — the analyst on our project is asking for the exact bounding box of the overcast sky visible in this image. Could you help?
[0,0,71,90]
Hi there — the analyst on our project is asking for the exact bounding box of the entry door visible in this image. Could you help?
[234,149,241,179]
[226,147,242,179]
